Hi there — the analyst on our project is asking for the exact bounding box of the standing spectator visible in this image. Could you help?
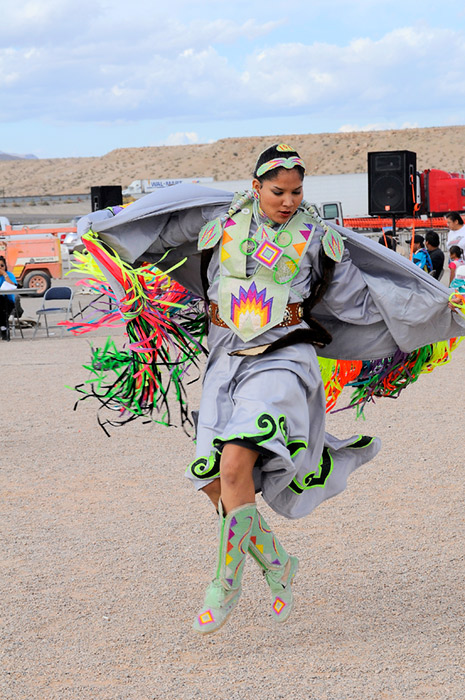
[445,212,465,252]
[448,245,465,284]
[450,264,465,295]
[406,234,433,272]
[425,231,445,280]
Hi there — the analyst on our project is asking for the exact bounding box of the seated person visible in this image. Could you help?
[378,230,396,250]
[0,255,17,341]
[406,234,433,273]
[425,231,445,280]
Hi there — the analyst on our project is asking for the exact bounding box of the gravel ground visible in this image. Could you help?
[1,296,465,700]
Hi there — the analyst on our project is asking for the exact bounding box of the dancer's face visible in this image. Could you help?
[252,169,303,225]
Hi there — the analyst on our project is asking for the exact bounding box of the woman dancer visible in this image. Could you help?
[76,144,465,635]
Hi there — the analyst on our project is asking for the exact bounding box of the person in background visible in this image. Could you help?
[450,264,465,296]
[445,212,465,253]
[425,231,445,280]
[377,230,408,257]
[448,245,465,284]
[406,234,433,273]
[0,255,17,341]
[379,230,397,250]
[378,231,396,250]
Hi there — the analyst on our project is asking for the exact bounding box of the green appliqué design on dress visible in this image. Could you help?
[212,412,283,451]
[188,452,221,480]
[188,412,309,482]
[288,447,334,494]
[287,434,374,494]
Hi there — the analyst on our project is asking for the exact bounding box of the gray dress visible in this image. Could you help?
[184,207,382,520]
[84,184,465,520]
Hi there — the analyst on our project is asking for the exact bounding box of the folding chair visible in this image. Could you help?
[33,287,73,338]
[8,299,24,339]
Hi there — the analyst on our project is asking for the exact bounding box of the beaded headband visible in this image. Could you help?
[256,155,306,178]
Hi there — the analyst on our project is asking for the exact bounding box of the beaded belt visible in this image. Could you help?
[209,301,304,329]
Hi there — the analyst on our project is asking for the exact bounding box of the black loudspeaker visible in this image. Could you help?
[90,185,123,211]
[368,150,417,216]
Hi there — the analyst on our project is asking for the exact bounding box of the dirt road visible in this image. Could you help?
[2,314,464,699]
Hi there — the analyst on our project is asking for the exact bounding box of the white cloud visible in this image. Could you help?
[339,121,419,132]
[0,16,464,133]
[159,132,201,146]
[241,25,465,113]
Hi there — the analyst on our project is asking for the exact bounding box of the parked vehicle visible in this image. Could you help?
[123,177,214,196]
[419,169,465,216]
[0,233,62,295]
[0,216,11,231]
[208,168,465,231]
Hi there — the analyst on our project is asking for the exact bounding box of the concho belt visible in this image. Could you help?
[209,301,304,330]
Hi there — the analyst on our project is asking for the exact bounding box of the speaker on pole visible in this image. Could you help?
[90,185,123,211]
[368,151,417,216]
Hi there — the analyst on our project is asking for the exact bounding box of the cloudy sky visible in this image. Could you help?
[2,0,465,158]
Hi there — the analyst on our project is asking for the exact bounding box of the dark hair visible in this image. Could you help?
[253,144,305,183]
[425,231,440,247]
[450,245,463,257]
[0,255,7,270]
[378,234,395,250]
[446,211,464,225]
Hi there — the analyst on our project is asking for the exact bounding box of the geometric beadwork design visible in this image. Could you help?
[321,226,344,262]
[198,218,223,249]
[252,239,284,269]
[222,511,254,586]
[273,255,299,285]
[275,229,292,248]
[256,156,305,178]
[230,282,273,331]
[299,223,314,241]
[272,597,286,614]
[248,510,290,571]
[256,223,275,241]
[198,610,214,625]
[292,241,306,257]
[221,230,234,263]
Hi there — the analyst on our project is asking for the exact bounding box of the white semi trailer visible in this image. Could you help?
[123,177,214,195]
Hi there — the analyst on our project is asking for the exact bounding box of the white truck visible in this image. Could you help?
[204,176,354,224]
[122,175,351,224]
[0,216,10,231]
[123,177,214,196]
[204,174,367,219]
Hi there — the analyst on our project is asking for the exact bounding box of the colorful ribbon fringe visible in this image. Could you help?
[66,232,207,434]
[318,336,463,417]
[67,232,465,433]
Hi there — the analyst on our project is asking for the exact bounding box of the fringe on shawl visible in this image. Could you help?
[318,337,463,417]
[66,232,465,433]
[65,232,207,435]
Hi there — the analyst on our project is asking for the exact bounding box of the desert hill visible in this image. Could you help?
[1,126,464,197]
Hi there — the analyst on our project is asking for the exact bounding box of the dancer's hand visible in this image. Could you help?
[448,293,465,313]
